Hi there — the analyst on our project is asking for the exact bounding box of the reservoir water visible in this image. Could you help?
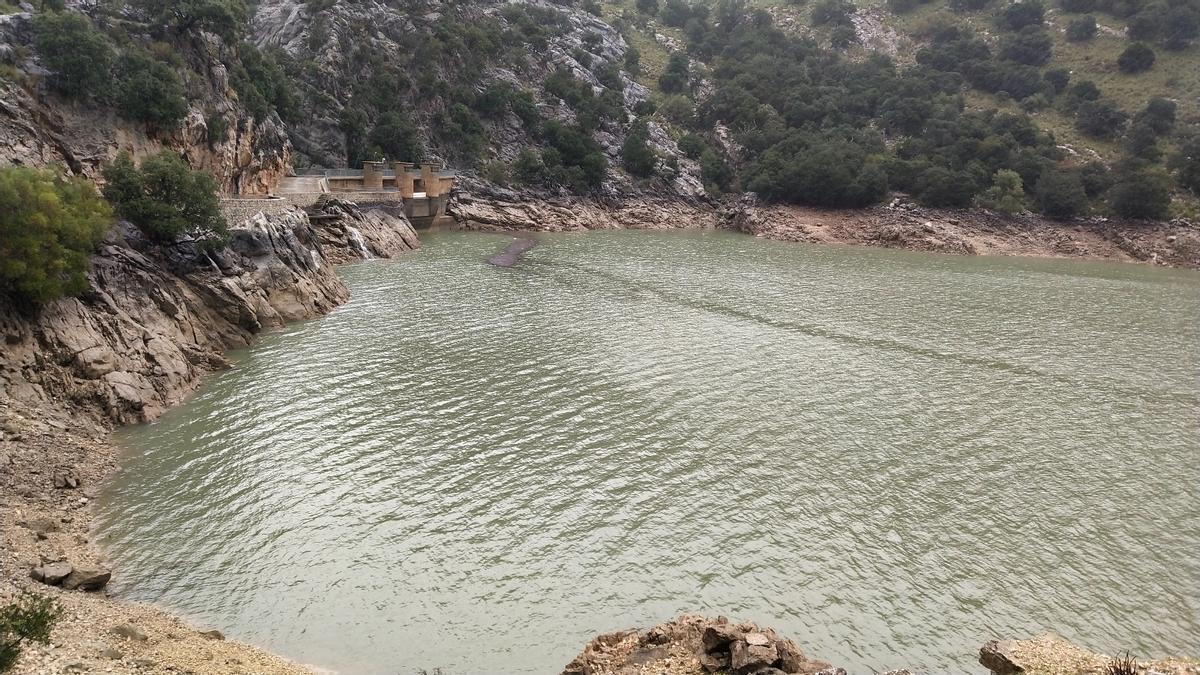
[95,230,1200,674]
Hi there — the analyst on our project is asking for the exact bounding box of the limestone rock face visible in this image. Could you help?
[0,207,358,425]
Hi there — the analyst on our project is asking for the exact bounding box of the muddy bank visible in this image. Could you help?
[0,202,419,674]
[450,181,1200,269]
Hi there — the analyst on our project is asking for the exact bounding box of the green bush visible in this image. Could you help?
[101,151,227,245]
[1000,26,1052,65]
[1170,133,1200,194]
[131,0,249,42]
[1109,166,1172,219]
[512,148,546,186]
[0,167,112,308]
[0,592,62,671]
[1074,99,1128,139]
[33,11,114,98]
[997,0,1045,31]
[658,52,691,94]
[916,166,978,207]
[114,51,188,129]
[977,169,1027,212]
[1034,167,1089,218]
[1065,15,1098,41]
[622,120,657,178]
[1117,42,1155,73]
[368,112,423,162]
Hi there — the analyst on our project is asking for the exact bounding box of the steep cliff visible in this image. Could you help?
[0,203,418,426]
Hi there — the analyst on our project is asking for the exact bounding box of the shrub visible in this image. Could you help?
[1117,43,1155,73]
[101,151,227,245]
[0,167,112,308]
[658,52,691,94]
[1080,161,1113,197]
[1043,67,1070,94]
[1109,166,1172,219]
[1000,26,1053,65]
[1065,15,1098,41]
[635,0,659,15]
[658,95,696,126]
[512,148,546,186]
[977,169,1027,212]
[114,51,188,129]
[1169,133,1200,194]
[916,166,978,207]
[745,131,888,208]
[0,592,63,670]
[997,0,1046,31]
[811,0,856,26]
[233,44,298,123]
[1162,6,1199,50]
[622,120,657,178]
[1034,167,1088,218]
[1075,99,1128,139]
[1134,97,1175,135]
[678,133,706,159]
[32,11,114,98]
[625,47,642,76]
[700,148,734,192]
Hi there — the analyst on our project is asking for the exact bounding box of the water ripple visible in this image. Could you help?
[96,230,1200,675]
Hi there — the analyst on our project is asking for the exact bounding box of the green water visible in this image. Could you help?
[96,230,1200,674]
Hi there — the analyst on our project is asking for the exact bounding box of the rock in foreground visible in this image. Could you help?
[979,634,1200,674]
[562,614,843,675]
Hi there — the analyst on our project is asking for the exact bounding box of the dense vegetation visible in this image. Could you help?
[615,0,1198,218]
[102,152,228,245]
[0,166,112,308]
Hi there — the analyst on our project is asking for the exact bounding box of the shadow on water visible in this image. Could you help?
[487,236,539,267]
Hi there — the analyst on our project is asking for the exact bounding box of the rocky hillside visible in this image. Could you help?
[252,0,707,197]
[0,1,290,194]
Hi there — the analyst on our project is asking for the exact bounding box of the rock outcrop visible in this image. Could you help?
[562,614,843,675]
[309,198,422,264]
[450,178,721,232]
[979,634,1200,675]
[0,203,417,426]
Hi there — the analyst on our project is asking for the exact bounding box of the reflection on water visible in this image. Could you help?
[97,230,1200,674]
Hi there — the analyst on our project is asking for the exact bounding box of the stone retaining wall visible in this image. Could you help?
[219,194,323,226]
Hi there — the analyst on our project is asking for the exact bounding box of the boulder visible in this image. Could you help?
[63,566,111,591]
[199,629,225,640]
[30,561,74,585]
[100,646,124,660]
[980,640,1026,674]
[702,623,742,652]
[22,515,60,535]
[731,636,779,674]
[699,650,731,672]
[111,624,149,642]
[53,468,81,489]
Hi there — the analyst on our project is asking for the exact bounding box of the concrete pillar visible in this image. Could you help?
[394,162,414,198]
[421,163,441,197]
[362,161,385,190]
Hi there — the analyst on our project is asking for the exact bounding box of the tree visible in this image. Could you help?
[1117,42,1155,73]
[1125,121,1162,160]
[917,166,978,207]
[1075,99,1128,139]
[1134,97,1176,135]
[368,112,422,161]
[32,11,114,98]
[1059,0,1095,12]
[1065,15,1098,41]
[0,593,62,671]
[0,167,112,309]
[1034,167,1088,218]
[338,107,369,167]
[811,0,856,26]
[131,0,249,42]
[1043,67,1070,94]
[658,52,691,94]
[114,52,188,129]
[1109,166,1171,219]
[635,0,659,15]
[624,47,642,76]
[997,0,1046,31]
[1162,6,1199,50]
[101,152,227,245]
[977,169,1027,212]
[622,120,657,178]
[1169,133,1200,194]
